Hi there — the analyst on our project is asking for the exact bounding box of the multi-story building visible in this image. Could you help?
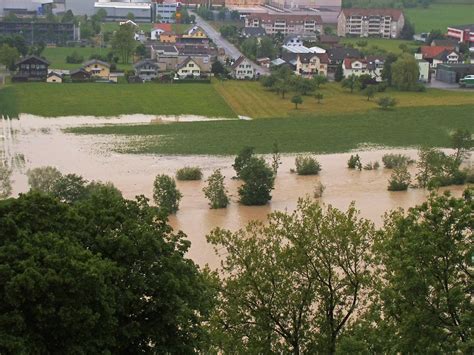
[343,56,385,82]
[154,1,178,24]
[447,24,474,46]
[245,13,323,36]
[0,21,79,44]
[337,8,404,39]
[231,56,255,79]
[94,1,152,22]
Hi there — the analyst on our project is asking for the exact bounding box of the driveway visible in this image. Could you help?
[191,12,270,76]
[427,79,471,91]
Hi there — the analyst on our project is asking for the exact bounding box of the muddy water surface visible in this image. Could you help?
[5,115,468,269]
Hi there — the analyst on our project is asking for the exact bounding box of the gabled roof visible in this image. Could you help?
[48,71,64,78]
[246,13,323,25]
[319,34,339,44]
[327,47,361,62]
[83,59,111,68]
[242,27,266,37]
[343,56,384,70]
[16,55,50,66]
[134,59,159,70]
[153,23,173,32]
[340,8,404,20]
[153,44,179,54]
[70,68,91,76]
[431,39,458,47]
[420,46,455,59]
[434,49,460,61]
[231,56,251,69]
[177,56,200,70]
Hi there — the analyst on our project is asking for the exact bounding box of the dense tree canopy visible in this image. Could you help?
[0,186,215,353]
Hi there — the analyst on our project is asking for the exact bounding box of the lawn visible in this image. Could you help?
[0,83,237,118]
[67,104,474,155]
[405,4,474,32]
[43,47,132,71]
[340,38,419,55]
[101,22,153,33]
[213,81,474,119]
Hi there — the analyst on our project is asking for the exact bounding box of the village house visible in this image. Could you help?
[343,57,385,82]
[231,56,256,80]
[160,32,178,43]
[245,13,323,37]
[337,8,405,39]
[151,23,173,40]
[134,59,160,81]
[417,59,430,83]
[46,71,64,83]
[176,57,202,78]
[70,68,92,82]
[13,55,50,82]
[83,59,111,79]
[280,52,329,77]
[447,24,474,46]
[418,46,461,68]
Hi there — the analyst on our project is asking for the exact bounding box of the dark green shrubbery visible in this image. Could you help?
[388,165,411,191]
[347,154,362,170]
[295,155,321,175]
[176,167,203,181]
[238,157,275,206]
[382,154,415,169]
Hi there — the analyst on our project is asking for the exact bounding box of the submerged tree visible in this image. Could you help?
[207,199,376,354]
[0,164,12,199]
[153,174,183,215]
[203,169,229,209]
[238,157,274,206]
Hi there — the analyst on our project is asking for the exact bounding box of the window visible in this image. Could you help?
[189,63,194,67]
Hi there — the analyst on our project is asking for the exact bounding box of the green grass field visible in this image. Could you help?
[101,22,153,33]
[340,38,419,55]
[1,83,236,118]
[405,4,474,32]
[213,81,474,119]
[67,104,474,155]
[43,47,133,71]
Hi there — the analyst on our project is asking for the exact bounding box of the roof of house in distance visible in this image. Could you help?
[448,24,474,31]
[154,23,173,32]
[420,46,456,59]
[340,8,404,20]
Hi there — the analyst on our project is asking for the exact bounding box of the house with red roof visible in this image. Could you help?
[417,46,461,68]
[151,23,173,40]
[337,8,405,38]
[343,56,385,82]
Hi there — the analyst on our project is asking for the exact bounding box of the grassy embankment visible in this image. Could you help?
[0,83,237,118]
[67,104,474,155]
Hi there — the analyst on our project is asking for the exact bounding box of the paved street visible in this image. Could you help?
[191,13,270,76]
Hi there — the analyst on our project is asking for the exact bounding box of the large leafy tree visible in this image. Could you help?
[111,24,136,64]
[374,190,473,353]
[391,53,420,91]
[0,185,215,353]
[207,199,376,354]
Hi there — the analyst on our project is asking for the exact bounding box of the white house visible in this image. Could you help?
[176,57,201,78]
[231,56,255,80]
[343,57,384,82]
[46,71,64,83]
[417,59,430,82]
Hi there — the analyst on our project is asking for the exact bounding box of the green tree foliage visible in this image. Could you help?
[291,95,303,109]
[292,76,316,95]
[257,36,277,59]
[65,50,84,64]
[347,154,362,170]
[295,154,321,175]
[241,37,258,60]
[207,198,376,354]
[0,164,12,199]
[0,188,215,353]
[153,174,182,215]
[203,169,229,209]
[335,63,344,82]
[314,92,324,103]
[312,74,328,88]
[196,7,214,20]
[377,96,397,110]
[400,18,415,40]
[238,157,274,205]
[381,53,399,86]
[391,53,420,91]
[176,166,203,181]
[219,25,237,39]
[0,35,28,56]
[450,128,472,163]
[233,146,255,178]
[374,191,473,352]
[61,9,75,23]
[0,44,20,71]
[111,24,136,64]
[341,74,359,93]
[271,142,282,175]
[387,165,411,191]
[26,166,62,193]
[382,153,414,169]
[364,85,377,101]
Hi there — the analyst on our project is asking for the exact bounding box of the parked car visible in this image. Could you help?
[459,74,474,87]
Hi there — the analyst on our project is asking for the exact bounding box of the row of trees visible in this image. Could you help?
[1,175,471,353]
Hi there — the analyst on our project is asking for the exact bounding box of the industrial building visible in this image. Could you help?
[0,21,79,44]
[94,1,153,22]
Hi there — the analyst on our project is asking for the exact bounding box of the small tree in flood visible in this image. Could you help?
[271,142,282,175]
[238,157,274,206]
[153,174,182,215]
[0,164,12,199]
[388,165,411,191]
[203,169,229,209]
[233,146,255,178]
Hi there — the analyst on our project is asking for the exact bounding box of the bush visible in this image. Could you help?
[176,167,202,181]
[347,154,362,170]
[464,168,474,183]
[377,96,397,110]
[203,169,229,209]
[313,181,325,198]
[0,164,12,199]
[388,165,411,191]
[416,148,466,189]
[238,157,275,206]
[382,154,414,169]
[27,166,62,193]
[153,174,182,215]
[66,51,84,64]
[363,161,380,170]
[295,155,321,175]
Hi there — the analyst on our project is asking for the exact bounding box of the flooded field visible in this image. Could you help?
[4,114,469,269]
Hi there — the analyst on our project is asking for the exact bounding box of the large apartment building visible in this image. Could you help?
[337,8,404,38]
[245,13,323,36]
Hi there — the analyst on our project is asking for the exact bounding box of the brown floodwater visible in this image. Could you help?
[4,114,469,269]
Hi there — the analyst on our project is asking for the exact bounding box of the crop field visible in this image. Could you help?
[67,104,474,155]
[0,83,237,118]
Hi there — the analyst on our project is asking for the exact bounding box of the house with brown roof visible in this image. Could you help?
[231,56,256,80]
[418,46,460,68]
[83,59,111,79]
[176,57,202,78]
[13,55,50,82]
[337,8,405,38]
[245,13,323,36]
[280,52,329,77]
